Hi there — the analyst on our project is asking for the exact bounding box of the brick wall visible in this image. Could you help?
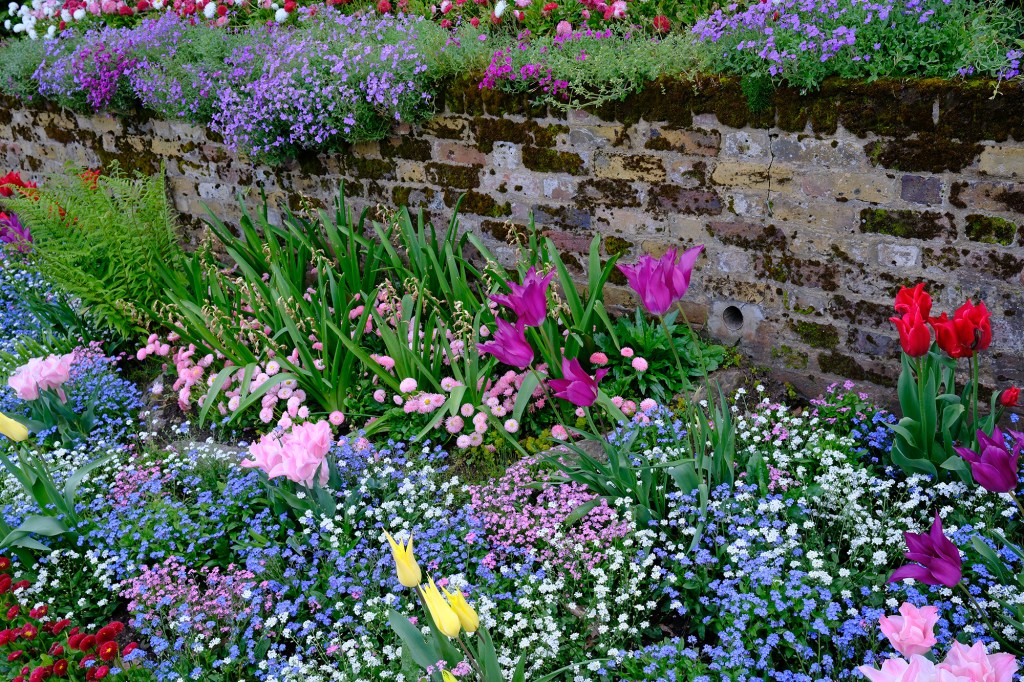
[2,77,1023,400]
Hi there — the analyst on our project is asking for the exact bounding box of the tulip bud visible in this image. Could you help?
[420,577,462,638]
[0,414,28,442]
[384,531,421,588]
[442,587,479,633]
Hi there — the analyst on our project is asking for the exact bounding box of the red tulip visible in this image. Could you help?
[930,299,992,359]
[889,307,931,358]
[1000,387,1020,408]
[894,283,932,320]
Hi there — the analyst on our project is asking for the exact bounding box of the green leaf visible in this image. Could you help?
[387,609,443,670]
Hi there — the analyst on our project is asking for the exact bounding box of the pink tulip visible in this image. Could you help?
[549,357,607,408]
[490,267,554,327]
[478,318,534,369]
[617,245,704,316]
[241,420,333,488]
[939,641,1018,682]
[8,360,41,401]
[879,603,939,657]
[857,655,948,682]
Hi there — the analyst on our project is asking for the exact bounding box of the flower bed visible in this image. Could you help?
[0,166,1021,681]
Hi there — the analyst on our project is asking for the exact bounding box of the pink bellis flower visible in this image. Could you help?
[888,511,962,588]
[954,427,1020,494]
[549,357,607,408]
[478,317,534,369]
[490,267,555,327]
[617,245,704,316]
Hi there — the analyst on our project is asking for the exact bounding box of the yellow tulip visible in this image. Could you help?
[0,414,28,442]
[420,576,462,638]
[442,587,479,633]
[384,531,421,588]
[441,672,459,682]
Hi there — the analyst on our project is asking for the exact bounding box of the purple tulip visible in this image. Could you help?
[548,357,608,408]
[490,267,555,327]
[617,245,704,316]
[478,317,534,369]
[955,427,1020,494]
[888,511,962,588]
[0,212,31,254]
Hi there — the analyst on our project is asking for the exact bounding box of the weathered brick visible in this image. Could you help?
[900,175,942,205]
[978,146,1024,178]
[711,162,793,190]
[593,152,666,182]
[435,141,488,166]
[833,173,894,203]
[648,185,722,215]
[859,209,954,241]
[949,180,1024,213]
[644,128,720,156]
[877,242,921,268]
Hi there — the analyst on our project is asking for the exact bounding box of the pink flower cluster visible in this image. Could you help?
[120,557,272,639]
[240,420,333,488]
[7,354,72,402]
[860,602,1018,681]
[470,458,631,578]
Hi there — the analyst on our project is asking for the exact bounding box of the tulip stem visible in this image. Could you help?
[454,635,484,679]
[958,582,1003,646]
[531,365,568,433]
[970,354,980,435]
[1012,493,1024,519]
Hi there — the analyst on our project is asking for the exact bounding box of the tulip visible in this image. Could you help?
[857,655,940,682]
[0,414,28,442]
[0,213,31,253]
[490,267,554,327]
[478,318,534,369]
[549,357,607,408]
[955,428,1019,494]
[894,283,932,320]
[889,307,931,358]
[888,511,962,588]
[383,531,421,588]
[442,587,479,633]
[1000,387,1020,408]
[420,576,462,638]
[929,299,992,360]
[878,602,939,657]
[939,640,1018,682]
[441,672,459,682]
[617,245,704,316]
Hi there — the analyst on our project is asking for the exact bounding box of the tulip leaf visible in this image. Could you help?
[512,371,540,424]
[565,498,601,527]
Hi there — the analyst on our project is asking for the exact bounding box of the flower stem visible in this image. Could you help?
[1012,493,1024,519]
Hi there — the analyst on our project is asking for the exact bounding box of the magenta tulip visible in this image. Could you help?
[617,245,704,316]
[888,511,962,588]
[955,428,1020,494]
[548,357,607,408]
[490,267,555,327]
[0,212,31,254]
[478,317,534,369]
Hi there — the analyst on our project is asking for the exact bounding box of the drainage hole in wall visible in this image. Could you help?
[723,305,744,332]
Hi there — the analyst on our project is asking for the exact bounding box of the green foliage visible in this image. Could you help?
[485,29,707,110]
[0,37,45,101]
[595,309,726,403]
[740,71,774,112]
[4,165,183,336]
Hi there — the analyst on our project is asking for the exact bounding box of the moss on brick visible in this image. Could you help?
[576,178,642,209]
[789,320,840,350]
[381,137,432,161]
[771,344,809,370]
[965,214,1017,245]
[859,208,952,240]
[444,190,511,217]
[817,351,897,387]
[864,135,982,173]
[522,147,586,175]
[603,235,633,257]
[424,162,481,189]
